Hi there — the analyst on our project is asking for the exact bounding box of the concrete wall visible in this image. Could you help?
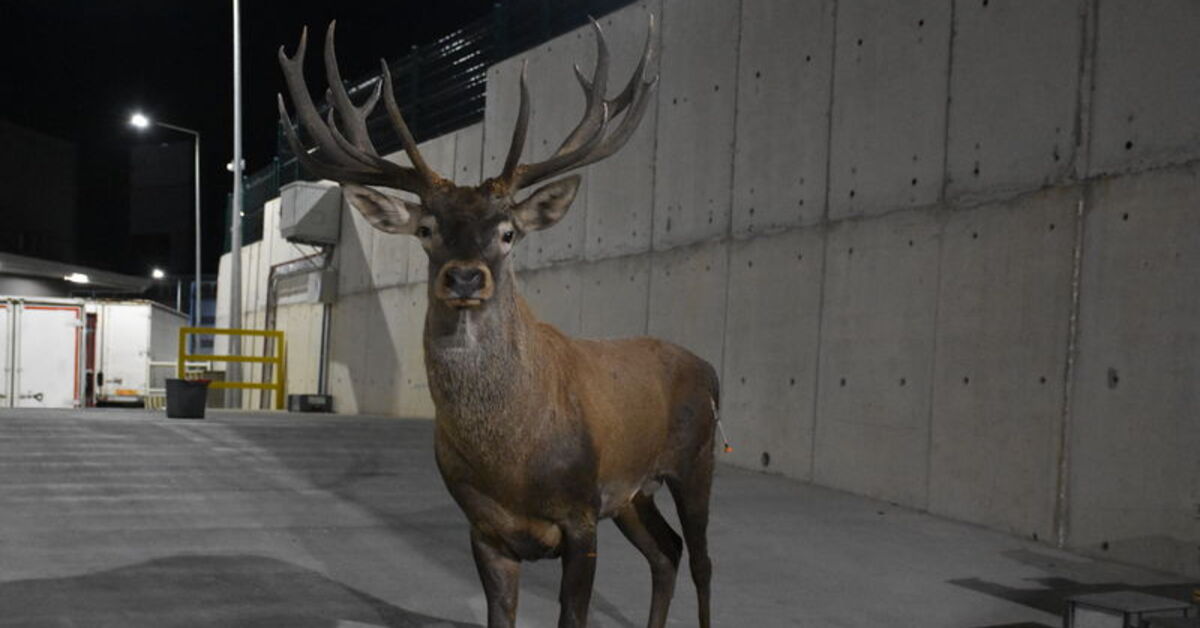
[219,0,1200,577]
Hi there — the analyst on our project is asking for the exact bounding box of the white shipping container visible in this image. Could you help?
[0,297,85,409]
[90,300,187,405]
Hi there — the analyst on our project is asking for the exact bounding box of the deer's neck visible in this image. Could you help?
[423,269,538,430]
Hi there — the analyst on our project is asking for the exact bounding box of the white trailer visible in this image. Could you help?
[0,297,86,408]
[90,300,187,406]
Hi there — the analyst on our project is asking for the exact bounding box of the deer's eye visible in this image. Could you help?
[415,225,432,238]
[501,229,515,243]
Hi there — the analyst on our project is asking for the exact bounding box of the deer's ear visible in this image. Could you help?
[343,184,423,234]
[511,175,581,232]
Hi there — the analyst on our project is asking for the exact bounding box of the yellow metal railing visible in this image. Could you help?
[178,327,286,410]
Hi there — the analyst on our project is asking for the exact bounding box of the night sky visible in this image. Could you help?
[0,0,494,275]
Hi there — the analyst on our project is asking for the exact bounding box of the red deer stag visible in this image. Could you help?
[279,17,718,628]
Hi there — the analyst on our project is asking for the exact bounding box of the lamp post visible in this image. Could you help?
[129,113,202,329]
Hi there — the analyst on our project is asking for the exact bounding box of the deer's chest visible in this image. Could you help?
[434,409,599,520]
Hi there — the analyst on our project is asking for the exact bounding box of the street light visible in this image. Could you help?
[151,268,165,279]
[129,112,202,328]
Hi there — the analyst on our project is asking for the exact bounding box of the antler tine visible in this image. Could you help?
[277,95,399,187]
[500,61,532,183]
[278,27,358,167]
[380,60,442,186]
[323,21,378,156]
[607,12,656,119]
[324,103,386,170]
[556,73,657,175]
[278,24,434,193]
[553,18,611,156]
[502,13,658,191]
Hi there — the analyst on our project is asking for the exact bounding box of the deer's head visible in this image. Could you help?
[278,19,656,312]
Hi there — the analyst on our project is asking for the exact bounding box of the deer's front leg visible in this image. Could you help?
[557,518,599,628]
[471,527,521,628]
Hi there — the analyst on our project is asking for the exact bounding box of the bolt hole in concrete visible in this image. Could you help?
[1107,367,1120,389]
[761,451,771,468]
[1125,140,1134,150]
[840,377,847,387]
[964,376,971,385]
[1122,212,1130,221]
[899,377,907,386]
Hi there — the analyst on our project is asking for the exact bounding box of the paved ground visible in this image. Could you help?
[0,408,1194,627]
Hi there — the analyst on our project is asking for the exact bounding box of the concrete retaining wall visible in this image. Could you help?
[218,0,1200,577]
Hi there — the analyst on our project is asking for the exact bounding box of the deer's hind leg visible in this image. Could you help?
[614,493,683,628]
[667,432,715,628]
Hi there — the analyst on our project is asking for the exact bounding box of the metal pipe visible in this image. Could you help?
[193,131,201,336]
[228,0,244,408]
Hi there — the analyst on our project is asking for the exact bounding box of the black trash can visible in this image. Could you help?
[165,378,210,419]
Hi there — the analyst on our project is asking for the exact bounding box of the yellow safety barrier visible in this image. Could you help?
[178,327,287,410]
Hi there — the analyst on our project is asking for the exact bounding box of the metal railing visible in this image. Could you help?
[177,327,287,410]
[225,0,637,253]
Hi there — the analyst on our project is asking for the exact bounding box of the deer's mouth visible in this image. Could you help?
[444,297,485,310]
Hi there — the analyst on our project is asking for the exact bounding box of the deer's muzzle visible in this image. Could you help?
[435,260,495,309]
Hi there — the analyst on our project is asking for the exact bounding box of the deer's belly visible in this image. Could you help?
[598,476,664,518]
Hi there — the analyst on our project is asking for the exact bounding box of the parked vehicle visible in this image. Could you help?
[89,300,187,406]
[0,297,86,409]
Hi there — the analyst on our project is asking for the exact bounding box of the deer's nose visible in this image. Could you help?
[444,266,485,297]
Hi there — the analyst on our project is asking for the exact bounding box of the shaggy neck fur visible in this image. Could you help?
[424,266,535,443]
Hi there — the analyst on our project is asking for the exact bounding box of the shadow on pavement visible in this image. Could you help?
[949,575,1198,618]
[0,554,479,628]
[216,417,640,628]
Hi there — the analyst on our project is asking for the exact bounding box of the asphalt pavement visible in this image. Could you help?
[0,408,1193,627]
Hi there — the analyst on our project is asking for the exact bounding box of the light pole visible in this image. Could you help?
[229,0,244,408]
[129,113,202,329]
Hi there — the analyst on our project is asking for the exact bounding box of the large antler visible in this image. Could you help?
[278,22,442,194]
[497,15,658,193]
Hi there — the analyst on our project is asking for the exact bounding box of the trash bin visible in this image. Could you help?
[165,378,210,419]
